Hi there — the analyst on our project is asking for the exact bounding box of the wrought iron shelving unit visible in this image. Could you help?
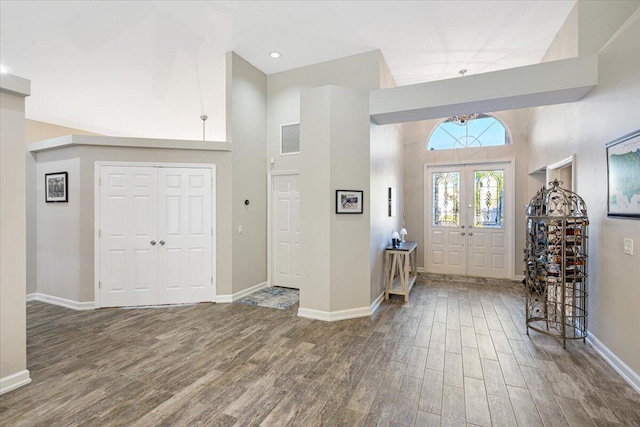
[524,180,589,348]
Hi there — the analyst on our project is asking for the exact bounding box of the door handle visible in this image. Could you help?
[150,240,156,246]
[461,232,466,236]
[469,232,474,236]
[159,240,165,246]
[461,225,465,229]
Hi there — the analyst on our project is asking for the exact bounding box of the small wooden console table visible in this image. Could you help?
[384,241,418,302]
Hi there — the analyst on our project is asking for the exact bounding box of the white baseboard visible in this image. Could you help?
[370,292,384,314]
[587,332,640,394]
[0,369,31,395]
[513,274,525,281]
[29,293,95,311]
[214,281,269,303]
[298,305,372,322]
[417,267,426,273]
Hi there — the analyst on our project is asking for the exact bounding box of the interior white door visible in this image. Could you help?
[426,162,511,279]
[99,166,159,307]
[157,168,213,304]
[272,174,300,289]
[99,165,214,307]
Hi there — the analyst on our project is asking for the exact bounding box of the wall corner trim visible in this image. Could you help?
[370,293,384,314]
[28,293,95,311]
[214,281,269,303]
[587,332,640,394]
[0,370,31,395]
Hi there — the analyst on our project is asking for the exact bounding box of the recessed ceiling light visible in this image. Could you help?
[270,51,281,59]
[0,64,11,74]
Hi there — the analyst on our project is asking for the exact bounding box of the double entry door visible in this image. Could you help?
[426,162,512,278]
[98,165,214,307]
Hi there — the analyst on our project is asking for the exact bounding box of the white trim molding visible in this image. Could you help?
[0,370,31,395]
[28,293,95,311]
[214,281,269,303]
[298,296,382,322]
[587,332,640,394]
[370,293,384,315]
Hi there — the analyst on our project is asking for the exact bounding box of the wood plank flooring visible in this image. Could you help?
[1,276,639,426]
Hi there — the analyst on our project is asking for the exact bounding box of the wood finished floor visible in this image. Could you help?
[2,277,639,427]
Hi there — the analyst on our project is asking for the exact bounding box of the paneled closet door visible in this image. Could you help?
[99,166,159,307]
[157,168,213,304]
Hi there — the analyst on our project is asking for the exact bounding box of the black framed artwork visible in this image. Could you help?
[45,172,68,203]
[336,190,363,214]
[606,129,640,218]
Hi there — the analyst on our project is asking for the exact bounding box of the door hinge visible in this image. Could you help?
[99,177,102,186]
[211,276,213,284]
[211,228,214,236]
[99,281,102,289]
[98,229,101,237]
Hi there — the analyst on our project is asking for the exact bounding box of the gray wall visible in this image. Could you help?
[300,86,372,314]
[227,52,268,294]
[33,144,233,302]
[370,123,404,303]
[0,84,29,388]
[529,3,640,375]
[267,51,382,174]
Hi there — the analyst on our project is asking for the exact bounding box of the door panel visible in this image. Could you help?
[99,165,214,307]
[273,174,300,289]
[100,167,158,307]
[426,163,511,279]
[157,167,212,304]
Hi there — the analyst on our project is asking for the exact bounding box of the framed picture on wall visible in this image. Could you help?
[45,172,68,203]
[336,190,363,214]
[607,129,640,218]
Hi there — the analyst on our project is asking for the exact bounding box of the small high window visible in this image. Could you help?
[427,114,510,150]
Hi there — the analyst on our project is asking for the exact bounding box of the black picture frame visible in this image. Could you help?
[45,172,68,203]
[336,190,363,214]
[606,129,640,219]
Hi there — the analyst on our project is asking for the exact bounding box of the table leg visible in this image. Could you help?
[403,253,410,302]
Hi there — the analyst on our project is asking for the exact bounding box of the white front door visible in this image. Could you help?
[426,162,511,278]
[157,168,213,304]
[99,165,214,307]
[272,174,300,289]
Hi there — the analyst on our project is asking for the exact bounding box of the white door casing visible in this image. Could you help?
[271,173,300,289]
[425,161,513,279]
[97,163,214,307]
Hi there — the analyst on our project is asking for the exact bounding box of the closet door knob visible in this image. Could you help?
[159,240,165,246]
[461,232,466,236]
[150,240,156,246]
[469,232,474,236]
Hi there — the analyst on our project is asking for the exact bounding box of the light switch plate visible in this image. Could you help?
[623,238,633,255]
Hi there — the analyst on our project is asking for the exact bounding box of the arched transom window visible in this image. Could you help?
[427,114,511,150]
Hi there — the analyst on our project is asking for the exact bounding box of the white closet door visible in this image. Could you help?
[157,168,213,304]
[99,166,158,307]
[273,174,300,289]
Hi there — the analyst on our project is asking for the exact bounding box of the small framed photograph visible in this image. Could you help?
[606,129,640,218]
[45,172,68,203]
[336,190,363,214]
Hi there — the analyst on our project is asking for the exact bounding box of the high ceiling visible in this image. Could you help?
[0,1,576,141]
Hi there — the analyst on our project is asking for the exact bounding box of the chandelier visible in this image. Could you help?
[448,69,479,126]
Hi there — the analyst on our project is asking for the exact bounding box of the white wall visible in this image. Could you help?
[227,53,268,294]
[32,141,233,302]
[300,86,371,316]
[0,77,30,393]
[403,109,531,277]
[529,4,640,377]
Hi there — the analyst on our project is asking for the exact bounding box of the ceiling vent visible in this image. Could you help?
[281,123,300,155]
